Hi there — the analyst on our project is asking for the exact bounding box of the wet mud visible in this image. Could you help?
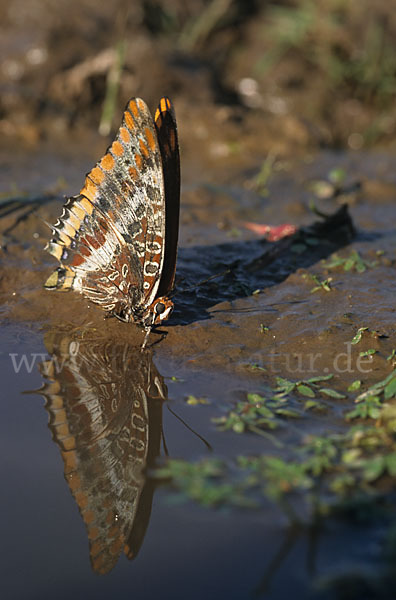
[2,147,396,372]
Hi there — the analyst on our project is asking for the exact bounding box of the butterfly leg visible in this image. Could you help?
[141,327,151,350]
[141,309,157,350]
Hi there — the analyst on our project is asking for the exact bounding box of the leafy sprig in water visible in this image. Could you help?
[156,368,396,517]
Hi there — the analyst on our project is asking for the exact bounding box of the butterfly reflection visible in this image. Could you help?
[38,332,166,574]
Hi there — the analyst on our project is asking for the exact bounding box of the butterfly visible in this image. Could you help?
[44,97,180,343]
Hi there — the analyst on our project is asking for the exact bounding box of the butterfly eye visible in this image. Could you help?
[155,302,166,315]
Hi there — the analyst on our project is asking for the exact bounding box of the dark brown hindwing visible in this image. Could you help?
[154,97,180,298]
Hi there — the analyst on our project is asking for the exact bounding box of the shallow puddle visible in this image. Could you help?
[2,147,396,599]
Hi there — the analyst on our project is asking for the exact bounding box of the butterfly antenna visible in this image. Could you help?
[169,268,230,298]
[166,403,213,451]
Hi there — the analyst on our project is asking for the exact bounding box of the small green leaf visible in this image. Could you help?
[276,376,293,388]
[355,261,366,274]
[387,350,396,362]
[233,422,245,434]
[247,393,265,404]
[186,395,209,405]
[310,180,334,199]
[342,448,361,464]
[359,349,376,358]
[362,456,385,482]
[344,257,355,271]
[324,254,344,269]
[330,473,356,494]
[328,167,346,185]
[319,388,346,399]
[351,327,368,344]
[305,374,333,383]
[304,400,319,410]
[297,384,315,398]
[386,453,396,477]
[274,377,295,394]
[275,408,301,419]
[348,380,361,392]
[384,377,396,400]
[248,363,266,372]
[304,399,326,411]
[368,402,382,419]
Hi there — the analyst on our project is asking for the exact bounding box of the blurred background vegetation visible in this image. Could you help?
[1,0,395,154]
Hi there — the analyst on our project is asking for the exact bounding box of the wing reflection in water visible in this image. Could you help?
[38,332,166,575]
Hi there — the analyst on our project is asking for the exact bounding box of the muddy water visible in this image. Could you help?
[1,146,396,599]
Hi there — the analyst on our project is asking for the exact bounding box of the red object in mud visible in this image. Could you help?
[243,222,297,241]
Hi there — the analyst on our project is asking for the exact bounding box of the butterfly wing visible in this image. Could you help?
[45,98,166,321]
[154,97,180,298]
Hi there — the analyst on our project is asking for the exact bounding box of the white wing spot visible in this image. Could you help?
[108,271,119,281]
[147,241,162,254]
[144,261,159,276]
